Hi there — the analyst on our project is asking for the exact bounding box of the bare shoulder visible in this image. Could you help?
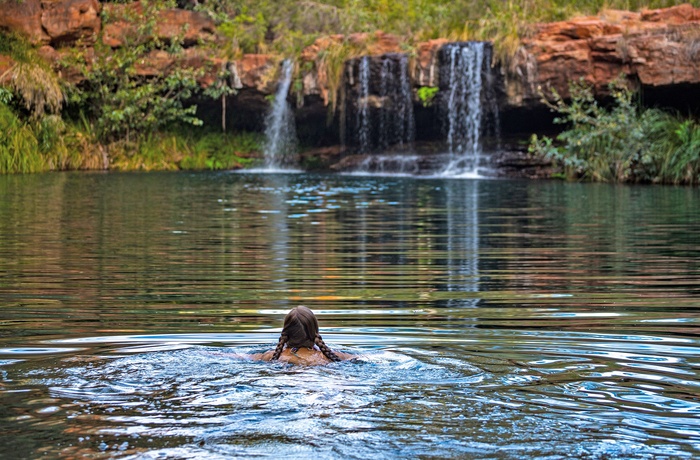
[247,348,356,364]
[334,351,356,361]
[249,350,275,361]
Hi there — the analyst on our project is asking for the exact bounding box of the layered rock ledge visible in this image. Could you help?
[2,1,699,124]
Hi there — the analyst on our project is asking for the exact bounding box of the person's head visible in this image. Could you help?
[271,306,341,362]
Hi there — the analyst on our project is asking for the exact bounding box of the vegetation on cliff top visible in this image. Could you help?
[194,0,695,59]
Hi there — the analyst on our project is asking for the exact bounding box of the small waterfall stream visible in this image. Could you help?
[348,54,415,157]
[439,42,496,177]
[357,56,371,154]
[263,60,298,170]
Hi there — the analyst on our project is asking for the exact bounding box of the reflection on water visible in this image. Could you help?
[445,180,479,307]
[1,172,700,458]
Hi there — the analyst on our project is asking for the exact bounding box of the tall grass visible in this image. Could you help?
[109,130,261,171]
[317,38,374,114]
[0,103,97,174]
[0,32,65,119]
[0,103,45,174]
[644,115,700,184]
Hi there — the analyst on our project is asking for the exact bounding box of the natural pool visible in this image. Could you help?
[1,171,699,459]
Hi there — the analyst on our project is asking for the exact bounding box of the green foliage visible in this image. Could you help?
[110,130,261,171]
[529,79,700,184]
[217,8,268,55]
[641,114,700,185]
[0,102,43,173]
[182,131,261,170]
[417,87,438,107]
[67,0,204,143]
[0,87,12,105]
[0,102,84,173]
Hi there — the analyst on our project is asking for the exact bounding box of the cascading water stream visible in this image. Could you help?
[377,55,415,151]
[399,55,416,148]
[440,42,491,177]
[357,56,371,154]
[348,54,416,173]
[263,59,298,170]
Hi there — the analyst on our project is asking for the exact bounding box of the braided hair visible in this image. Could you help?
[270,306,342,363]
[315,333,342,362]
[270,333,288,361]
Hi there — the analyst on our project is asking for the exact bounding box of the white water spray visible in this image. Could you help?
[357,56,371,154]
[263,60,298,170]
[441,42,487,177]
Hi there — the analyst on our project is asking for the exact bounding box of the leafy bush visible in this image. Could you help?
[529,79,700,184]
[66,0,204,143]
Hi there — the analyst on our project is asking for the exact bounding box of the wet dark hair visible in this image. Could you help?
[271,306,341,362]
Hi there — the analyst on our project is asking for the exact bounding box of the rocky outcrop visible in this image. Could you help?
[2,1,700,121]
[42,0,102,46]
[414,39,448,87]
[298,31,405,106]
[0,0,48,43]
[0,0,100,47]
[101,2,215,48]
[508,4,700,106]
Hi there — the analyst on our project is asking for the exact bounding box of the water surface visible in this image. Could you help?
[1,172,699,458]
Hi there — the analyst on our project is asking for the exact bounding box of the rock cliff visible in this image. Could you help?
[2,1,699,132]
[508,4,700,106]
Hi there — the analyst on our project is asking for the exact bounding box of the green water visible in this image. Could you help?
[1,171,699,458]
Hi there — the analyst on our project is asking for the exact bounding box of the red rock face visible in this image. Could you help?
[1,1,700,113]
[41,0,101,47]
[415,39,448,87]
[0,0,100,46]
[101,2,215,48]
[510,4,700,106]
[0,0,49,44]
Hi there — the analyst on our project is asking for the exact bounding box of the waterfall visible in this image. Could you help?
[357,56,371,154]
[263,60,298,170]
[439,42,495,177]
[399,55,416,148]
[377,55,415,151]
[349,54,415,156]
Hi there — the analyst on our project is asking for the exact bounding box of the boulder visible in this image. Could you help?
[41,0,101,47]
[102,2,215,48]
[0,0,100,46]
[235,54,276,93]
[507,3,700,106]
[0,0,49,44]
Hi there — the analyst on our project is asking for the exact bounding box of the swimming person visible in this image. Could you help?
[252,306,353,365]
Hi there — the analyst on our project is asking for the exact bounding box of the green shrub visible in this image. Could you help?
[530,79,700,184]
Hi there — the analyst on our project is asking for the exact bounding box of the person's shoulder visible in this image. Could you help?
[335,351,356,361]
[249,350,275,361]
